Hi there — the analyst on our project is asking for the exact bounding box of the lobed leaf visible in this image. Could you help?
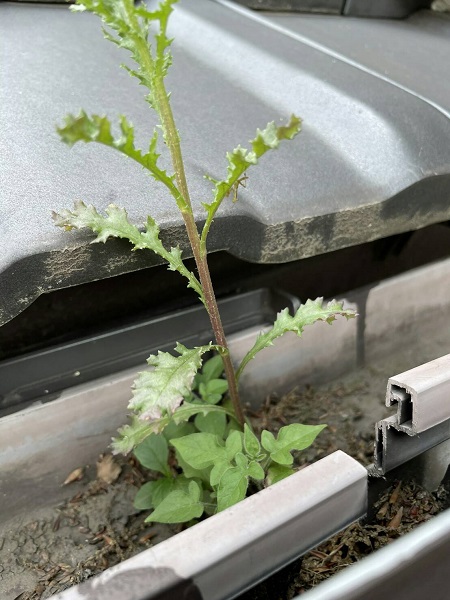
[53,201,203,301]
[201,115,301,249]
[236,298,356,381]
[52,200,141,245]
[57,112,184,206]
[261,423,326,466]
[112,416,164,455]
[130,343,213,420]
[70,0,177,102]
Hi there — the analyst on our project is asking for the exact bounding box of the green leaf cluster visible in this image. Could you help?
[121,356,326,524]
[132,413,325,523]
[112,356,326,524]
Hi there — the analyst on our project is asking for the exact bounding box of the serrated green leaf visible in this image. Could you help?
[194,411,227,438]
[145,480,204,524]
[57,113,183,204]
[134,434,170,476]
[201,115,301,250]
[243,424,261,458]
[236,299,356,381]
[171,433,226,470]
[130,343,212,421]
[52,201,203,302]
[266,464,295,485]
[217,467,249,512]
[70,0,177,105]
[261,423,326,466]
[225,430,243,460]
[52,201,142,245]
[112,416,165,455]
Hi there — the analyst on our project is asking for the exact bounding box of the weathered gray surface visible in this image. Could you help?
[1,1,450,324]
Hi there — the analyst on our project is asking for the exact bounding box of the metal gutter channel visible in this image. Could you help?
[51,451,367,600]
[3,259,450,596]
[0,289,297,412]
[297,506,450,600]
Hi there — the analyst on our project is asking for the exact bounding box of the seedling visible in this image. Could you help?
[53,0,355,523]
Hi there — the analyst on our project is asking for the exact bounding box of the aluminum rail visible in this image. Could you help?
[298,506,450,600]
[50,451,367,600]
[386,353,450,434]
[375,354,450,475]
[376,415,450,474]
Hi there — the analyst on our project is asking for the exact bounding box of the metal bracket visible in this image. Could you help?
[386,353,450,434]
[375,354,450,479]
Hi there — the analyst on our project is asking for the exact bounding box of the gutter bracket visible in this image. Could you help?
[375,354,450,488]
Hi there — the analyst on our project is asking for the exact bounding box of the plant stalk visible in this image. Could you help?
[153,73,245,427]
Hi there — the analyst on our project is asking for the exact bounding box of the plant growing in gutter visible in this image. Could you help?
[53,0,355,523]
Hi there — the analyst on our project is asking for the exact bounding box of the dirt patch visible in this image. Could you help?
[291,479,449,597]
[2,327,450,599]
[0,457,183,600]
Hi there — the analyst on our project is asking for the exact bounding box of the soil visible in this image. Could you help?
[2,326,450,600]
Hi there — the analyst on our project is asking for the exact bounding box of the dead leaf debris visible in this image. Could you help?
[291,480,447,595]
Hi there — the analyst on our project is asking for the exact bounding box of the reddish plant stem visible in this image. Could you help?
[153,73,245,427]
